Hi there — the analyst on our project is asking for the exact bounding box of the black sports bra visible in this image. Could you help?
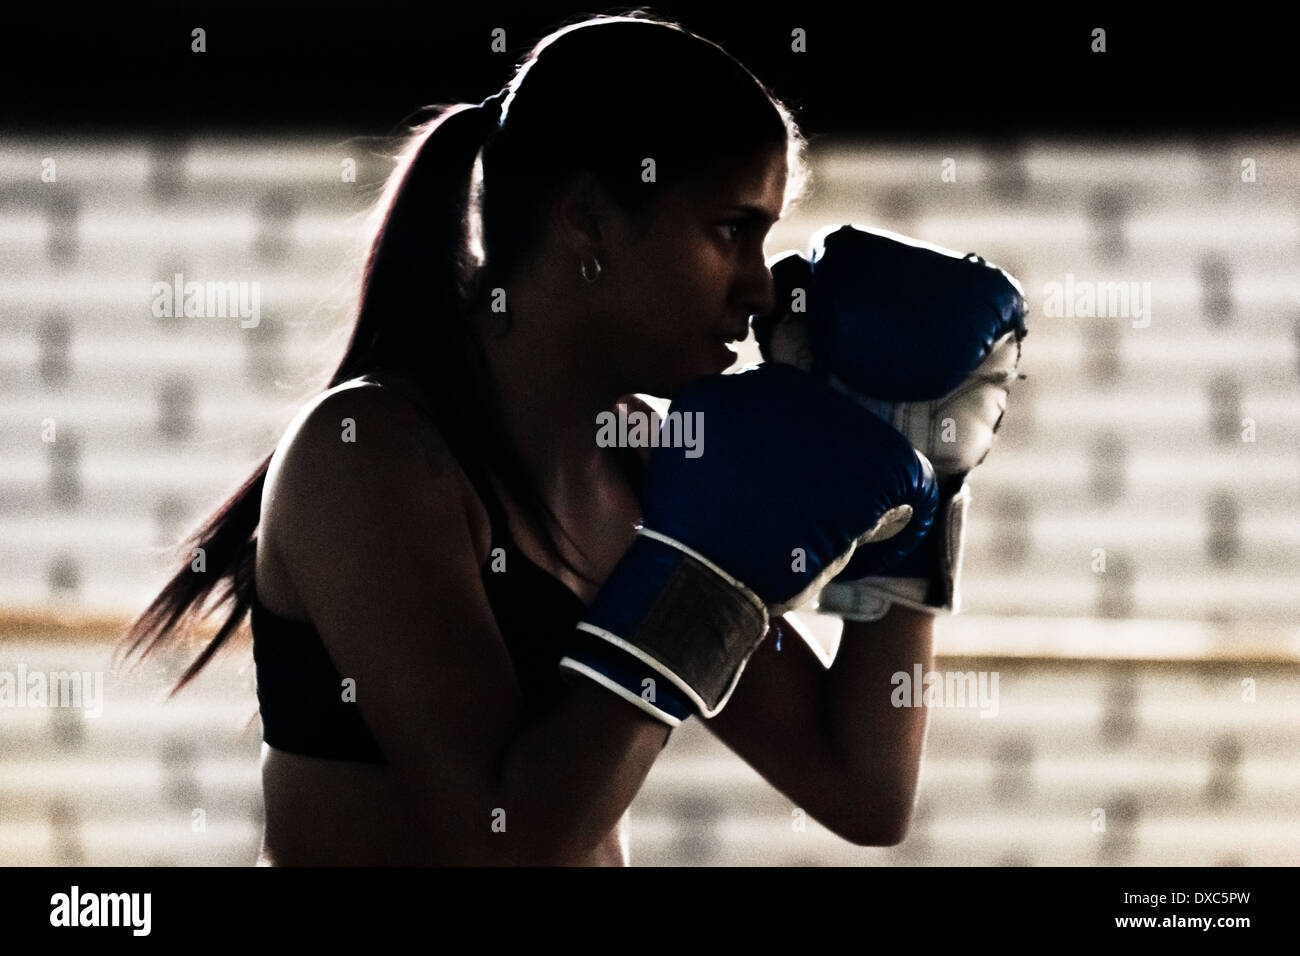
[251,532,589,764]
[250,414,644,765]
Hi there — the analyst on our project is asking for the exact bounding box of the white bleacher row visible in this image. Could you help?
[772,208,1300,262]
[5,642,1297,752]
[1,314,1294,372]
[4,463,1292,551]
[0,364,1293,435]
[5,138,1297,216]
[0,394,1294,480]
[1,501,1297,566]
[804,151,1300,193]
[1,381,1296,453]
[0,825,259,867]
[1024,338,1299,381]
[955,242,1300,280]
[1,270,1292,370]
[1,430,1294,495]
[959,577,1300,622]
[0,217,368,274]
[0,536,1296,619]
[793,207,1300,277]
[5,209,1299,278]
[803,180,1298,238]
[928,615,1300,661]
[4,695,1298,769]
[969,449,1296,494]
[3,748,1293,821]
[642,756,1300,822]
[2,815,1290,867]
[7,135,1297,184]
[0,305,1293,432]
[0,325,1292,459]
[0,137,398,192]
[4,577,1296,626]
[1,279,1292,387]
[0,386,1293,465]
[1004,396,1300,442]
[3,703,1295,773]
[3,142,1297,251]
[0,295,1288,373]
[0,334,336,376]
[7,638,1297,722]
[1,488,1296,615]
[1,643,1294,866]
[632,812,1300,866]
[0,408,1292,467]
[3,137,1296,196]
[813,138,1300,186]
[1,764,1295,861]
[0,205,371,239]
[1,293,1293,348]
[0,490,1276,536]
[0,277,359,317]
[5,200,1298,247]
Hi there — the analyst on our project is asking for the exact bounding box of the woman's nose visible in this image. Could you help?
[737,255,776,319]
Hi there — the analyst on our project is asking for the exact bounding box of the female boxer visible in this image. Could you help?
[117,12,937,865]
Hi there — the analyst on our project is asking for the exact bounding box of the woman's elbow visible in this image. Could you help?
[854,811,913,848]
[836,792,918,848]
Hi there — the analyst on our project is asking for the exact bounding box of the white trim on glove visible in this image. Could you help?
[818,481,971,621]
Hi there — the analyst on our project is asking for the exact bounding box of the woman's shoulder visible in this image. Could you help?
[269,377,422,476]
[263,371,493,568]
[354,367,438,420]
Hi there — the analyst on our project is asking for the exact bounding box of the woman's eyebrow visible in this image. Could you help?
[718,205,779,227]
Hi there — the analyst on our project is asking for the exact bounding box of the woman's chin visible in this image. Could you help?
[705,336,739,371]
[653,342,741,397]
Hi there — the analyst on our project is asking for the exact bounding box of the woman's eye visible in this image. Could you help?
[718,222,742,242]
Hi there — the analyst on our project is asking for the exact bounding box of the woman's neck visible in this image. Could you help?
[469,296,625,505]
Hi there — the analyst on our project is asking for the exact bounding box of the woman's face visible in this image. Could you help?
[595,145,788,397]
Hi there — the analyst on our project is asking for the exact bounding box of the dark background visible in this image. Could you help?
[1,3,1290,137]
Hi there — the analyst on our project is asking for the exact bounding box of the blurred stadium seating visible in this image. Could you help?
[1,135,1297,865]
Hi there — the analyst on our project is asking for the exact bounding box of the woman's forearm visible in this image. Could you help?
[824,606,936,843]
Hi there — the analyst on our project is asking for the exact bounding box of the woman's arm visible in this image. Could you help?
[616,392,934,846]
[275,385,668,865]
[825,609,935,842]
[702,607,934,846]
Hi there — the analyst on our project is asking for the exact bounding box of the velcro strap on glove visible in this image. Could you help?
[559,531,770,723]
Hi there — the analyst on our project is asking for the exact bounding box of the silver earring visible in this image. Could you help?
[580,256,602,283]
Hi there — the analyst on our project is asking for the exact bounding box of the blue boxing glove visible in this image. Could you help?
[752,224,1028,620]
[558,362,937,725]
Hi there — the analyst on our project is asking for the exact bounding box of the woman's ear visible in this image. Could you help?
[555,170,653,259]
[553,170,609,254]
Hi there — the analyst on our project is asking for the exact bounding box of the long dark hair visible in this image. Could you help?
[114,9,809,692]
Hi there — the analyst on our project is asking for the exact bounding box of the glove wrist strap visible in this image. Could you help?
[560,532,769,722]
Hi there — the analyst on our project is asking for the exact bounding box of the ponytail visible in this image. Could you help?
[333,99,498,388]
[114,98,502,693]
